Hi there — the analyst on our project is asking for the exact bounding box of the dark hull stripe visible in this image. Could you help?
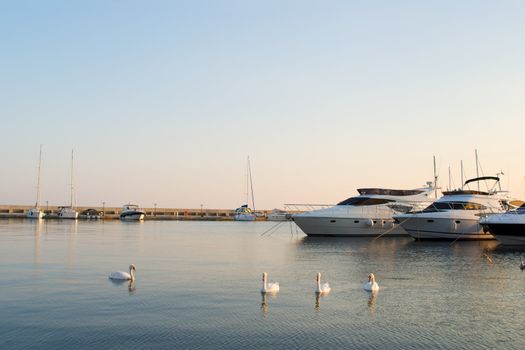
[485,224,525,237]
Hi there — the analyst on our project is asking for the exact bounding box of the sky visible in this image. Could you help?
[1,0,524,209]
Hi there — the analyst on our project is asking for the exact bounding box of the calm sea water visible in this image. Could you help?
[0,219,524,349]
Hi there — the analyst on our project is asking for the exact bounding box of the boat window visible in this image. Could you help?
[423,201,487,211]
[337,197,395,206]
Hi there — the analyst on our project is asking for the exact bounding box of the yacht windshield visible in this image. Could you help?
[423,201,487,212]
[337,197,395,206]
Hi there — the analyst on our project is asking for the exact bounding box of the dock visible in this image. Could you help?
[0,205,299,221]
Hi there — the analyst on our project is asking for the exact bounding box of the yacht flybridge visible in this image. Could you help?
[292,182,437,237]
[394,176,516,240]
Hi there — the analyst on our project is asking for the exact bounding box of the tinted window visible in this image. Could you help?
[337,197,395,206]
[423,201,486,211]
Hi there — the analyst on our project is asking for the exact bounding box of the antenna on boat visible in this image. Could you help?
[433,156,438,198]
[496,170,504,192]
[460,160,464,190]
[475,149,480,192]
[448,166,451,191]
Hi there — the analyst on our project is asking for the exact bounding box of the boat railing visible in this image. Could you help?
[284,203,334,212]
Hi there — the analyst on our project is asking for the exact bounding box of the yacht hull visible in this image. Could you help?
[234,213,256,221]
[483,224,525,246]
[293,216,406,237]
[27,208,44,219]
[120,212,145,221]
[58,208,78,219]
[398,216,494,240]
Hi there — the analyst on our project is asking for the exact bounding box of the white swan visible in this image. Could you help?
[109,264,136,281]
[363,273,379,292]
[261,272,279,293]
[315,272,331,294]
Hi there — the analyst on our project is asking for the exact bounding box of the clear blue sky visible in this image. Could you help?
[1,1,524,209]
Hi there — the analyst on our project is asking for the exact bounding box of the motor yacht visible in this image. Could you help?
[120,204,145,221]
[292,183,437,237]
[480,204,525,246]
[394,176,515,240]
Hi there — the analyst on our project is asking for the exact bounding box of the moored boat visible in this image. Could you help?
[480,205,525,246]
[395,176,515,241]
[293,183,437,237]
[120,204,145,221]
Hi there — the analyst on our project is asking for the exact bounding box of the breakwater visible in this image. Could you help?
[0,204,296,221]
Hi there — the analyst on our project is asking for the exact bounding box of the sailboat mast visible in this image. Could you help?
[433,156,438,198]
[36,145,42,208]
[70,149,74,207]
[248,156,255,211]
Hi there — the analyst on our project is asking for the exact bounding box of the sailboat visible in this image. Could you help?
[58,149,79,219]
[27,145,45,219]
[234,156,257,221]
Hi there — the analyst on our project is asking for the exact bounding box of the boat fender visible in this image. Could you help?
[366,218,374,227]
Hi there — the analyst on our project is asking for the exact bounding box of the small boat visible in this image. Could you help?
[58,206,79,219]
[120,204,145,221]
[80,208,101,220]
[234,204,256,221]
[27,145,45,219]
[480,204,525,246]
[267,208,290,221]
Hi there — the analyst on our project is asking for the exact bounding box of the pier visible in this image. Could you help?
[0,205,298,221]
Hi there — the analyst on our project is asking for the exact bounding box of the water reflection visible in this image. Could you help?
[128,281,136,294]
[260,292,268,315]
[367,290,378,311]
[260,291,278,316]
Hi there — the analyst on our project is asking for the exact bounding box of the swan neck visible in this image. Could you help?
[130,267,135,282]
[262,274,267,291]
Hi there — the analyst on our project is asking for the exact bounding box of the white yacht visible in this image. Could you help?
[120,204,145,221]
[395,176,514,240]
[292,183,437,237]
[27,145,45,219]
[58,150,78,219]
[480,204,525,246]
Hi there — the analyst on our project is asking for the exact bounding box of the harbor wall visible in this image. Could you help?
[0,205,298,221]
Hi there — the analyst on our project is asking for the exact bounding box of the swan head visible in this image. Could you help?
[368,273,375,283]
[316,272,321,282]
[129,264,136,271]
